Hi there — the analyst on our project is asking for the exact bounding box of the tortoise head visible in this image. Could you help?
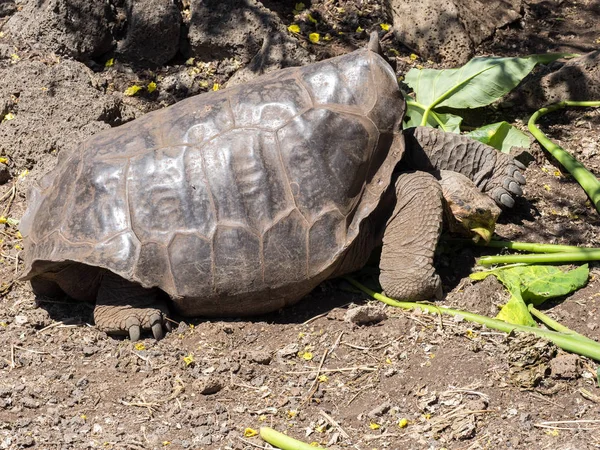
[438,170,501,243]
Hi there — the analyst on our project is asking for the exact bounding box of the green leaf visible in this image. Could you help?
[496,292,537,327]
[516,264,589,306]
[404,103,462,132]
[467,121,531,153]
[472,264,589,326]
[405,53,572,111]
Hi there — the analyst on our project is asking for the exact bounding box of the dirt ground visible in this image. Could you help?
[1,0,600,449]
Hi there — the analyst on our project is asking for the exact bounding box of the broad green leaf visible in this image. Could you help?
[512,264,589,306]
[471,264,589,326]
[467,121,531,153]
[405,53,572,111]
[404,103,462,132]
[496,292,537,327]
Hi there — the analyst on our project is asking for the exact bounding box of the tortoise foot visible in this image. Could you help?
[94,271,171,341]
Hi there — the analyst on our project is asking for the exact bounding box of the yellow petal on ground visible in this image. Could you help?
[410,53,419,60]
[15,231,22,239]
[244,428,258,437]
[323,33,332,41]
[369,422,380,430]
[288,24,301,34]
[105,58,115,67]
[0,157,8,164]
[398,418,409,428]
[380,23,391,31]
[356,26,364,33]
[18,169,28,179]
[308,33,320,44]
[3,113,15,121]
[318,375,328,382]
[183,354,195,366]
[302,351,313,361]
[124,85,143,96]
[212,83,220,91]
[0,217,6,224]
[307,13,317,24]
[134,343,146,351]
[147,82,157,93]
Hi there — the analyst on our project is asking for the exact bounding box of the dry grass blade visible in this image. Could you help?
[534,419,600,430]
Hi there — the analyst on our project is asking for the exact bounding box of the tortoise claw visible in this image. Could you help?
[504,179,523,196]
[129,324,141,342]
[150,312,165,340]
[499,192,515,208]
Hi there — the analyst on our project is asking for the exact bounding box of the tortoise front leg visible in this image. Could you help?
[379,171,443,300]
[94,270,171,341]
[403,126,526,208]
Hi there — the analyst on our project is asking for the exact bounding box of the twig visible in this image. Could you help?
[303,331,344,405]
[319,410,350,440]
[10,344,15,370]
[580,388,600,403]
[236,436,272,449]
[286,366,377,375]
[0,182,16,218]
[341,338,399,351]
[534,419,600,431]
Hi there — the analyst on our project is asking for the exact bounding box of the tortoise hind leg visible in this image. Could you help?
[379,171,444,300]
[94,270,170,341]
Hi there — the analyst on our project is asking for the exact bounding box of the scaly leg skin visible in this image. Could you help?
[94,270,170,341]
[379,171,444,301]
[404,126,527,208]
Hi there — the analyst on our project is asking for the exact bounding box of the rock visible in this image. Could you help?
[247,350,272,365]
[550,353,581,380]
[510,50,600,109]
[0,0,16,17]
[386,0,522,65]
[367,401,392,418]
[14,315,28,325]
[344,305,387,325]
[195,376,223,395]
[117,0,182,66]
[187,0,312,82]
[226,31,314,87]
[0,59,120,177]
[6,0,114,61]
[82,346,98,357]
[276,343,299,360]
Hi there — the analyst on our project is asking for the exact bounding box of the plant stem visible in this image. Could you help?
[528,100,600,213]
[345,277,600,361]
[453,238,595,253]
[260,427,322,449]
[478,250,600,265]
[527,304,597,344]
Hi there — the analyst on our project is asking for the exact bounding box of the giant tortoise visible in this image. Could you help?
[20,34,526,340]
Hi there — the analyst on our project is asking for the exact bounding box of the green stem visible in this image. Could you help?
[345,277,600,361]
[450,238,596,253]
[260,427,322,450]
[527,304,595,343]
[478,250,600,266]
[528,100,600,213]
[407,101,451,131]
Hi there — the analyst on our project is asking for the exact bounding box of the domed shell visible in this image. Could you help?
[20,45,406,314]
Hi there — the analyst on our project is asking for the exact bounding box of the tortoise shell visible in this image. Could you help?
[20,45,406,316]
